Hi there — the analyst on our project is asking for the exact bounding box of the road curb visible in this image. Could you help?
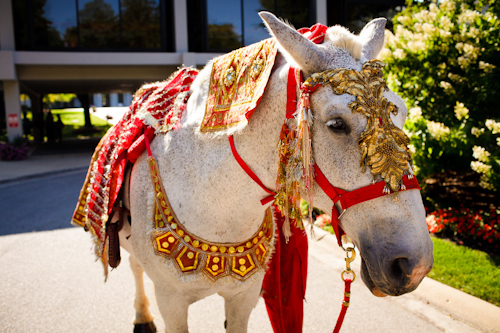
[411,276,500,333]
[312,226,500,333]
[0,166,88,185]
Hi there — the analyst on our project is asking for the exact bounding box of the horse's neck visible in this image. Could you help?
[150,57,288,243]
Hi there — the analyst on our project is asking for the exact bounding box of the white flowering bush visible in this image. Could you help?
[381,0,500,193]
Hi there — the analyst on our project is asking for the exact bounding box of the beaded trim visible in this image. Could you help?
[147,156,276,281]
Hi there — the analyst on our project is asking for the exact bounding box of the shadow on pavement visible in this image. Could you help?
[32,137,101,156]
[0,169,87,236]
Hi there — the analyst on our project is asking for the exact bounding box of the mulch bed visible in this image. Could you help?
[424,170,498,211]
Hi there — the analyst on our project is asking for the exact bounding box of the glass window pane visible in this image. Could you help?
[346,3,403,34]
[275,0,310,30]
[33,0,78,48]
[245,0,310,44]
[79,0,120,48]
[206,0,242,51]
[12,0,30,50]
[243,0,270,45]
[121,0,161,49]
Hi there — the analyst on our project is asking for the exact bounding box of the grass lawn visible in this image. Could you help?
[428,236,500,306]
[1,109,111,143]
[51,109,111,139]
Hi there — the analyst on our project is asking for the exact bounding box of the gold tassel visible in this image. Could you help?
[283,218,292,243]
[275,87,315,237]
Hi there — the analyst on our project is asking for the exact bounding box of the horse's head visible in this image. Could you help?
[261,12,433,297]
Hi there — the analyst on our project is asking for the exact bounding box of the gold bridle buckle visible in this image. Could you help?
[341,246,356,282]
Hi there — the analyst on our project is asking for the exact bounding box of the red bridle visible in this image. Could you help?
[229,135,420,246]
[313,164,421,246]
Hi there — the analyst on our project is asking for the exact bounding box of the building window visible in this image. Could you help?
[12,0,172,51]
[327,0,404,34]
[121,0,162,49]
[78,0,120,49]
[188,0,315,53]
[34,0,79,48]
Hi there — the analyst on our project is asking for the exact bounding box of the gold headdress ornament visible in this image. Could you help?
[304,60,413,193]
[276,60,414,240]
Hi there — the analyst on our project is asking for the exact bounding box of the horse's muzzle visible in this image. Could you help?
[359,241,434,297]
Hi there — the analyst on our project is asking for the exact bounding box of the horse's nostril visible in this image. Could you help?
[390,257,411,280]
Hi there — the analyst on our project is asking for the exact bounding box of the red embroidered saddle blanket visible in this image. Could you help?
[72,68,199,258]
[73,40,278,258]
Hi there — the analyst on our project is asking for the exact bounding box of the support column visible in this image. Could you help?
[123,93,133,106]
[0,0,16,50]
[174,0,189,52]
[316,0,328,26]
[0,0,21,143]
[4,81,23,142]
[93,94,103,107]
[109,93,119,107]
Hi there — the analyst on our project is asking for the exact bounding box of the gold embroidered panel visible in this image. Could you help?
[304,60,413,192]
[147,157,275,281]
[200,39,278,132]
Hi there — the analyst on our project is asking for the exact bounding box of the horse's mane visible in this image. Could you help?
[324,26,363,60]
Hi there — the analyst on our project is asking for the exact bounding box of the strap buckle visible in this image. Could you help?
[341,246,356,282]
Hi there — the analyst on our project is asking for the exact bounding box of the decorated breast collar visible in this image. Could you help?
[147,155,275,282]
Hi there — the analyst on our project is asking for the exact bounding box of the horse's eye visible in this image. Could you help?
[326,118,346,132]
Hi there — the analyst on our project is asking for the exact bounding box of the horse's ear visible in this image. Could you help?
[359,18,387,63]
[259,11,327,76]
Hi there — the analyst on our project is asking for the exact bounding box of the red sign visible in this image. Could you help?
[7,114,19,128]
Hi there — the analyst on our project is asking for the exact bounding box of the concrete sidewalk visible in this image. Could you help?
[0,152,91,183]
[0,150,499,332]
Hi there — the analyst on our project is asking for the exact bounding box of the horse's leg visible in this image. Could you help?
[120,168,156,332]
[129,253,157,333]
[154,282,190,333]
[219,275,264,333]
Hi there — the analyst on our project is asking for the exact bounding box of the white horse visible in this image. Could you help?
[116,12,433,333]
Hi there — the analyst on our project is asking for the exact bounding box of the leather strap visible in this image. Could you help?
[333,279,352,333]
[286,67,301,119]
[314,163,421,246]
[229,135,276,205]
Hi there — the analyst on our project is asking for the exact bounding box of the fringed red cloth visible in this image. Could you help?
[262,207,308,333]
[261,23,328,333]
[72,67,199,258]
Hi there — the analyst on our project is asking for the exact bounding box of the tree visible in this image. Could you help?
[43,93,77,106]
[79,0,119,48]
[207,24,242,51]
[33,0,64,47]
[121,0,161,48]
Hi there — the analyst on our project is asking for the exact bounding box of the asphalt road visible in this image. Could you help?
[0,170,86,235]
[0,172,484,332]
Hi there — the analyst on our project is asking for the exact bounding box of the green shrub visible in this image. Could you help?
[380,0,500,192]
